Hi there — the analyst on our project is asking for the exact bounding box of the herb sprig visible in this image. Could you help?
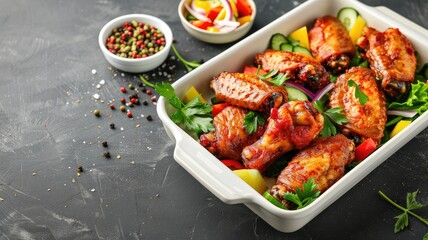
[140,76,214,135]
[314,98,349,137]
[171,44,202,72]
[243,111,265,134]
[379,190,428,233]
[257,67,289,86]
[284,178,320,209]
[348,79,368,105]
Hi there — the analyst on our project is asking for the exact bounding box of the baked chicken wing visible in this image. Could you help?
[329,67,387,144]
[356,27,417,97]
[270,134,355,208]
[255,49,330,91]
[309,16,355,74]
[199,106,265,160]
[242,101,324,173]
[210,72,288,113]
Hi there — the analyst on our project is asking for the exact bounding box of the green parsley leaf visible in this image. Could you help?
[171,44,202,72]
[379,190,428,234]
[140,76,214,135]
[244,111,265,134]
[283,178,320,209]
[256,67,289,86]
[347,79,369,105]
[314,99,348,137]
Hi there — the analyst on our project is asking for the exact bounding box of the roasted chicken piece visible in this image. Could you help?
[255,49,330,91]
[199,106,265,160]
[356,27,417,97]
[210,72,288,113]
[329,67,387,144]
[270,134,355,208]
[309,15,355,74]
[242,100,324,173]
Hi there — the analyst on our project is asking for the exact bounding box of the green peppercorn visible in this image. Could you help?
[119,105,126,112]
[128,84,134,90]
[94,109,101,117]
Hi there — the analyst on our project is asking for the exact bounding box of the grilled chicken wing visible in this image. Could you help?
[242,101,323,173]
[270,134,355,208]
[210,72,288,113]
[356,27,417,97]
[199,106,265,160]
[255,49,330,91]
[329,67,387,144]
[309,16,355,74]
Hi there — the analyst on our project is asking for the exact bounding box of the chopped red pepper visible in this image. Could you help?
[212,103,228,116]
[221,159,245,170]
[236,0,252,17]
[207,6,223,22]
[355,138,377,161]
[190,20,213,30]
[243,65,267,75]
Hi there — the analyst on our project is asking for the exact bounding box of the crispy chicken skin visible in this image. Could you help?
[329,67,387,144]
[199,106,265,160]
[255,50,330,91]
[242,101,323,173]
[356,27,417,97]
[309,16,355,74]
[270,134,355,208]
[210,72,288,113]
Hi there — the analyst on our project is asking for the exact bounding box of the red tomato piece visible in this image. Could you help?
[190,20,213,30]
[236,0,252,17]
[243,65,267,75]
[221,159,245,170]
[207,6,223,22]
[212,103,228,116]
[355,138,377,161]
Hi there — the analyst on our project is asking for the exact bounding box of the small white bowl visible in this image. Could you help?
[99,14,173,73]
[178,0,256,44]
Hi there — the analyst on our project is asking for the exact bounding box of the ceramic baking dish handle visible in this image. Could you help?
[173,138,254,204]
[375,6,428,35]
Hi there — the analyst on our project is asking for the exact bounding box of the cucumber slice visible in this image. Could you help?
[286,36,300,47]
[280,43,294,52]
[293,46,312,57]
[337,7,358,31]
[270,33,288,50]
[286,86,308,101]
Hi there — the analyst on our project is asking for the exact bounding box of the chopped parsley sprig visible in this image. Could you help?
[348,79,368,105]
[243,111,265,134]
[257,67,289,86]
[140,76,214,135]
[284,178,320,209]
[379,190,428,233]
[314,98,349,137]
[171,44,202,72]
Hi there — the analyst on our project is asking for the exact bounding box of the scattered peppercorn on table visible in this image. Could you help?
[0,0,427,239]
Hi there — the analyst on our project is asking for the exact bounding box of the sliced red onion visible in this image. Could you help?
[191,0,207,16]
[285,81,315,100]
[312,83,334,103]
[387,109,418,118]
[215,20,240,33]
[185,2,211,22]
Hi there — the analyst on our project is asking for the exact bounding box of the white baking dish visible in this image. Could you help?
[157,0,428,233]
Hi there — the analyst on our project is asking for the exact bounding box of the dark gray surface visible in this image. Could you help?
[0,0,427,239]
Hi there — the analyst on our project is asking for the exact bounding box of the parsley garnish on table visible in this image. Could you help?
[284,178,320,209]
[140,76,214,135]
[171,44,202,72]
[379,190,428,233]
[314,98,349,137]
[243,111,265,134]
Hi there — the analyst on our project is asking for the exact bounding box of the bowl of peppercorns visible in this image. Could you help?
[99,14,173,73]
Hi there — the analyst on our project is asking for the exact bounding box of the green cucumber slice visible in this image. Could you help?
[338,7,358,31]
[280,43,294,52]
[270,33,288,50]
[286,86,308,101]
[293,46,312,57]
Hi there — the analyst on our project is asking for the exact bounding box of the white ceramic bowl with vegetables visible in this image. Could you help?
[99,14,173,73]
[157,0,428,233]
[178,0,256,44]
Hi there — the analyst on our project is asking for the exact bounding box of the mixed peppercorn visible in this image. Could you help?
[105,20,166,59]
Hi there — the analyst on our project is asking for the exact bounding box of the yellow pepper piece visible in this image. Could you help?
[390,120,412,138]
[194,0,213,14]
[182,86,206,104]
[215,7,227,21]
[349,15,366,44]
[237,15,252,26]
[229,0,239,18]
[207,26,220,32]
[233,169,267,194]
[289,26,310,49]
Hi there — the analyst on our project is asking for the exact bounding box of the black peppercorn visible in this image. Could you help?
[102,151,111,158]
[109,123,115,129]
[147,115,153,121]
[142,100,148,106]
[77,166,84,173]
[101,140,108,147]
